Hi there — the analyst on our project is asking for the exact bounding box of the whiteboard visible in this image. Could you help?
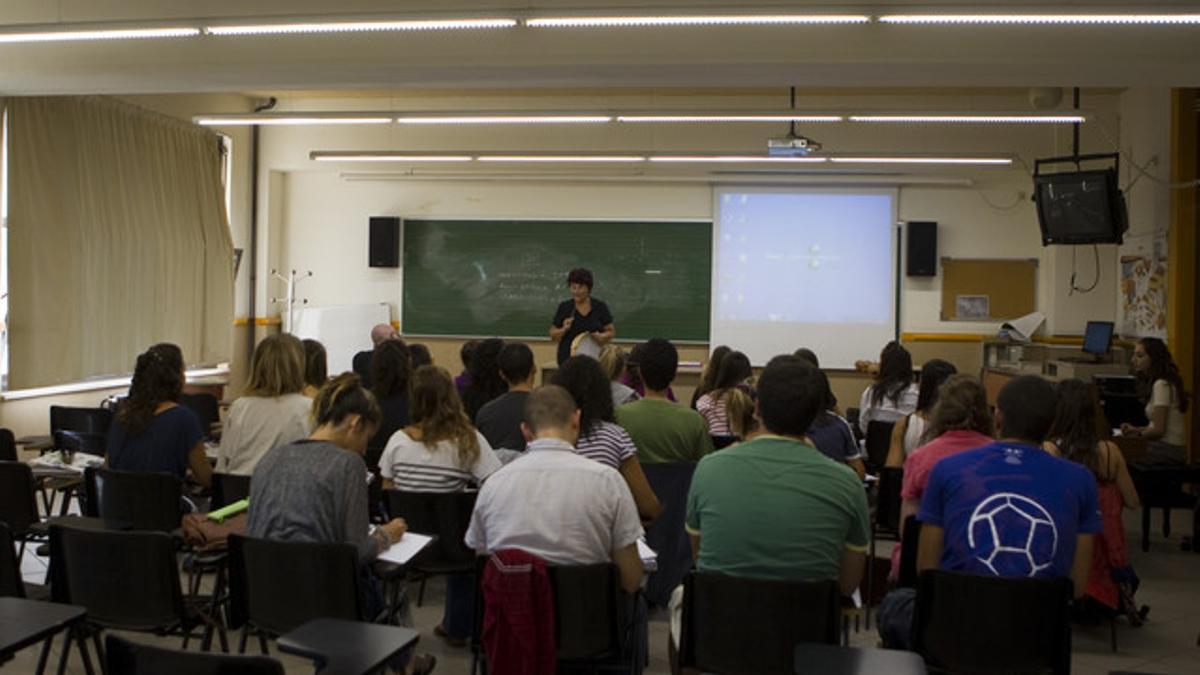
[292,303,392,376]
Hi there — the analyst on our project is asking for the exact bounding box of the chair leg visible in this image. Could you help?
[258,634,269,656]
[1163,506,1172,538]
[238,627,249,654]
[1110,615,1118,652]
[35,634,54,675]
[1142,506,1151,552]
[90,631,105,674]
[56,627,76,675]
[417,576,427,607]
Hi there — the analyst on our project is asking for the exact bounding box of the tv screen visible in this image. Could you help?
[1034,169,1128,245]
[1082,320,1115,356]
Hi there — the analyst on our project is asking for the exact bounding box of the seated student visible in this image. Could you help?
[552,356,663,523]
[695,350,752,436]
[300,339,328,398]
[878,375,1101,649]
[857,341,919,434]
[352,323,398,388]
[615,339,714,463]
[689,345,732,409]
[454,340,480,395]
[461,338,506,421]
[245,374,434,675]
[465,384,645,594]
[724,387,761,441]
[802,365,866,479]
[794,347,840,412]
[367,339,412,458]
[475,343,536,452]
[889,374,994,579]
[1122,337,1191,465]
[409,343,434,369]
[218,334,313,475]
[1046,379,1145,623]
[599,344,640,406]
[672,357,870,652]
[106,343,212,489]
[886,359,957,467]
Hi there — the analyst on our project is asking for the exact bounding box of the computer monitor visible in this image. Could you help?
[1082,320,1115,356]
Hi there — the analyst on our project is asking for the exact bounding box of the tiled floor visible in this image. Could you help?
[10,506,1200,674]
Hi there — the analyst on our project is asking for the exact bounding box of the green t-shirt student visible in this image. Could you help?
[616,398,714,464]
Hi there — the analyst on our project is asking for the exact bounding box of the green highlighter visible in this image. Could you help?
[208,498,249,523]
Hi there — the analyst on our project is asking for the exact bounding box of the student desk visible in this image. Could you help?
[0,597,86,670]
[793,643,927,675]
[277,618,419,675]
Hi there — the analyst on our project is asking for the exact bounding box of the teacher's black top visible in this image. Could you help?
[553,298,613,366]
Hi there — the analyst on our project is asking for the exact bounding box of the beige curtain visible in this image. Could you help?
[4,96,233,389]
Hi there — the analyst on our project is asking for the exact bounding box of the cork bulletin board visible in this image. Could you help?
[940,258,1038,321]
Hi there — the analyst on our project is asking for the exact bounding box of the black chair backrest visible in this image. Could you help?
[710,435,738,450]
[864,420,895,472]
[106,634,284,675]
[227,534,362,636]
[680,571,840,675]
[845,408,863,441]
[178,393,220,430]
[50,405,112,435]
[0,461,41,535]
[50,525,184,631]
[897,516,922,589]
[875,466,904,535]
[383,490,477,572]
[914,570,1073,675]
[84,467,183,532]
[210,473,251,511]
[550,563,624,660]
[0,428,16,462]
[641,461,697,607]
[53,429,107,457]
[0,522,24,598]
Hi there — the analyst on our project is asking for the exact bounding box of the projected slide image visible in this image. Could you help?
[715,192,894,324]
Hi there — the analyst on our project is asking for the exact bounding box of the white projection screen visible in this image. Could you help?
[711,188,898,368]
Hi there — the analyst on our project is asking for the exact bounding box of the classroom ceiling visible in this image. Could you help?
[0,1,1198,95]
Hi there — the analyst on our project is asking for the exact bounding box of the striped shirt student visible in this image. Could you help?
[695,392,732,436]
[379,429,502,492]
[576,420,638,471]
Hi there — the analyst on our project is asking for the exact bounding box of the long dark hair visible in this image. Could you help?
[301,339,327,390]
[313,373,381,432]
[915,359,958,412]
[117,343,185,437]
[1137,338,1190,413]
[409,365,480,468]
[870,341,914,407]
[371,339,411,399]
[552,355,615,436]
[692,345,732,408]
[926,374,994,440]
[1048,379,1103,478]
[462,338,507,419]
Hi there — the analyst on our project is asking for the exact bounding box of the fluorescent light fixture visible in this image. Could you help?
[878,14,1200,25]
[310,153,474,162]
[618,115,842,123]
[648,155,828,163]
[0,26,199,43]
[477,155,646,162]
[206,18,517,36]
[197,116,392,126]
[830,157,1013,165]
[396,115,612,124]
[850,115,1086,124]
[527,15,870,28]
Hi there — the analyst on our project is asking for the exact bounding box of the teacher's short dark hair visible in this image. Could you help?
[996,374,1057,443]
[632,338,678,391]
[567,268,594,290]
[757,358,825,437]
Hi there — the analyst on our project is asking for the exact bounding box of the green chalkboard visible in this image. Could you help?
[401,219,712,341]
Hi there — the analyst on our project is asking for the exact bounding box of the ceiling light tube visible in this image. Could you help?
[0,26,200,43]
[619,115,842,123]
[395,115,612,124]
[310,153,474,162]
[850,115,1085,124]
[526,15,870,28]
[477,155,646,163]
[830,157,1013,165]
[205,18,517,36]
[648,156,828,163]
[878,14,1200,25]
[198,116,392,126]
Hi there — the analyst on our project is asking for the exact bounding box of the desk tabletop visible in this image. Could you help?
[0,598,86,658]
[793,644,926,675]
[277,618,419,675]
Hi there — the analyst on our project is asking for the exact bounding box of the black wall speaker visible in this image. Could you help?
[906,221,938,277]
[369,216,400,268]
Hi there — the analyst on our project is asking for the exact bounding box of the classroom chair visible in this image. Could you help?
[0,461,44,562]
[863,421,895,474]
[383,489,477,607]
[209,472,251,511]
[179,393,222,441]
[913,570,1072,675]
[0,523,24,598]
[105,635,284,675]
[678,571,840,675]
[897,516,922,589]
[84,467,184,533]
[640,461,697,608]
[0,428,16,462]
[49,406,112,438]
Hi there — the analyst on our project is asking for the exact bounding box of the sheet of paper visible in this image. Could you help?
[376,532,434,566]
[637,538,657,563]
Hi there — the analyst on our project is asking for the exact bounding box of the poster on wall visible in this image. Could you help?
[1119,233,1167,338]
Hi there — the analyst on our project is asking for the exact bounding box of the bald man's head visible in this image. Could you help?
[370,323,398,346]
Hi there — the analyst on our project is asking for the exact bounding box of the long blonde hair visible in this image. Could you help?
[244,333,306,397]
[408,365,480,468]
[726,387,759,439]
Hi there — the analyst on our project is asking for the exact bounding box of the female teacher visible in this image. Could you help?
[550,268,615,365]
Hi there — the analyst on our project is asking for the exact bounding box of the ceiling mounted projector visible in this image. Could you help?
[767,132,822,157]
